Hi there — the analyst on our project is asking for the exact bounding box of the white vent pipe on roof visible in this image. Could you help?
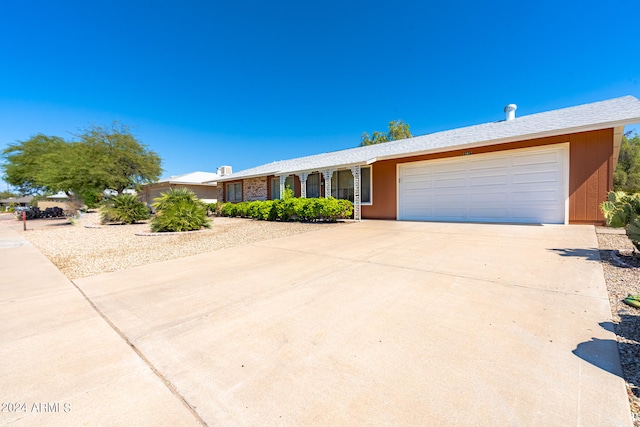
[504,104,517,121]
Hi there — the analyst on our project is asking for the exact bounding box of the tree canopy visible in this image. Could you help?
[1,123,162,200]
[614,131,640,194]
[360,119,412,146]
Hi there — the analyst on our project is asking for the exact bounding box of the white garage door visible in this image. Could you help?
[398,144,568,224]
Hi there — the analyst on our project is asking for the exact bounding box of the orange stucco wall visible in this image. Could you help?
[362,129,614,224]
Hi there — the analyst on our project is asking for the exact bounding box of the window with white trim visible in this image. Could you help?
[330,166,371,204]
[270,176,294,199]
[306,173,321,198]
[361,166,371,204]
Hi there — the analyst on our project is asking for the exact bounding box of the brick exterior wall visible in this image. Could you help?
[243,177,268,201]
[217,184,225,203]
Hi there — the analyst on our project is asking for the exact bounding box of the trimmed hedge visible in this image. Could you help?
[217,197,353,222]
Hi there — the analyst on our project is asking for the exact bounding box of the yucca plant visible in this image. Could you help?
[600,191,640,251]
[100,193,149,224]
[150,188,211,232]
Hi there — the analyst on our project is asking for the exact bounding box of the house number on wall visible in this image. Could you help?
[462,151,473,156]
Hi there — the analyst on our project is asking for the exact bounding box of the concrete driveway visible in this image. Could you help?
[73,220,631,426]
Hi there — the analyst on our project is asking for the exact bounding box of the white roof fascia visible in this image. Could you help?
[278,162,370,176]
[167,180,217,186]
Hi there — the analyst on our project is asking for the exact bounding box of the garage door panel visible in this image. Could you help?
[431,208,467,220]
[404,180,434,191]
[511,170,559,184]
[398,145,567,224]
[511,206,564,221]
[468,192,508,203]
[403,165,434,176]
[469,174,509,186]
[469,156,509,170]
[433,163,466,174]
[433,194,468,204]
[434,177,466,189]
[512,189,560,203]
[511,151,560,166]
[467,207,509,219]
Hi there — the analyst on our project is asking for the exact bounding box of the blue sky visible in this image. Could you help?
[2,0,639,188]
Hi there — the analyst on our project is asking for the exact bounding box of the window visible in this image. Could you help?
[271,176,295,199]
[361,166,371,204]
[330,166,371,204]
[331,170,353,201]
[226,182,242,202]
[306,173,321,198]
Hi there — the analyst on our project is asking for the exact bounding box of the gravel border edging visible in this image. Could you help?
[135,229,210,236]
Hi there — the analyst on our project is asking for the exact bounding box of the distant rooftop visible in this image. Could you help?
[157,171,220,185]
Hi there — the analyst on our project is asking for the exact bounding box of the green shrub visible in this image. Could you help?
[600,191,640,250]
[220,202,237,217]
[208,202,224,216]
[217,196,353,222]
[258,200,277,220]
[150,188,211,232]
[100,193,149,224]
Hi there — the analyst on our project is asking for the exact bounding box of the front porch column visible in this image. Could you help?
[279,175,287,199]
[350,165,361,221]
[297,172,309,198]
[322,169,334,198]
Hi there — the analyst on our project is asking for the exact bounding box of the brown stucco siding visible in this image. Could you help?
[362,129,614,224]
[568,129,613,224]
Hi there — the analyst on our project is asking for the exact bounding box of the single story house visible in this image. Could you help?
[0,196,33,211]
[215,96,640,225]
[141,166,232,207]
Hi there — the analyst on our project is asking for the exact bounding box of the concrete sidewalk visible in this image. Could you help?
[74,220,633,426]
[0,223,200,426]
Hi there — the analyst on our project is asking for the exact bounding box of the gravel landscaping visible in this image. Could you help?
[1,211,347,279]
[596,228,640,426]
[3,212,639,424]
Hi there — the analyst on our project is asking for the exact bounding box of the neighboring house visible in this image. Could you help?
[37,192,72,211]
[215,96,640,225]
[0,196,33,211]
[141,167,232,207]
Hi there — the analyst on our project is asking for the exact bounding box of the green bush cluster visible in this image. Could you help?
[150,188,211,232]
[217,197,353,222]
[100,193,149,224]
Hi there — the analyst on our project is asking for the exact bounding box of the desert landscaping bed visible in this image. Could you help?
[1,211,347,279]
[596,228,640,426]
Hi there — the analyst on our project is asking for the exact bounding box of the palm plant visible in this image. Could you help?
[100,193,149,224]
[150,188,211,232]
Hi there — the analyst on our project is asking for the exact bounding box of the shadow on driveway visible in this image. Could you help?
[573,318,639,398]
[548,248,602,261]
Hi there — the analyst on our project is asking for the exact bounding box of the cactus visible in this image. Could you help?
[600,191,640,251]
